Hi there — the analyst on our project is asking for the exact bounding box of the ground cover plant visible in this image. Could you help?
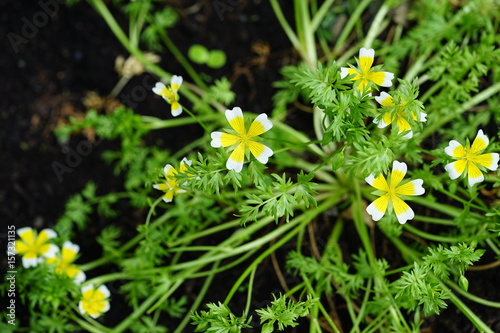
[3,0,500,332]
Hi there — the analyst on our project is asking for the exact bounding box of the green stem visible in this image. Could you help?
[156,28,207,89]
[420,81,500,140]
[173,261,221,333]
[111,279,174,332]
[351,177,411,332]
[270,0,308,64]
[223,195,341,304]
[310,0,337,32]
[386,234,495,333]
[333,0,372,52]
[363,3,390,49]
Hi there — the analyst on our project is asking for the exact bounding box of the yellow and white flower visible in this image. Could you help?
[340,48,394,92]
[46,241,86,285]
[211,107,273,172]
[78,284,111,319]
[374,92,427,138]
[444,129,499,187]
[365,161,425,224]
[15,227,58,268]
[153,158,192,203]
[152,75,183,117]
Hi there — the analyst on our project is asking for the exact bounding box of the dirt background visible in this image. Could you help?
[1,0,499,332]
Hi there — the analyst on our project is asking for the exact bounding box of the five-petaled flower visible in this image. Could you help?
[374,92,427,139]
[444,129,499,187]
[211,107,273,172]
[365,161,425,224]
[79,284,111,319]
[46,241,86,285]
[153,75,183,117]
[15,227,58,268]
[340,48,394,92]
[153,157,192,203]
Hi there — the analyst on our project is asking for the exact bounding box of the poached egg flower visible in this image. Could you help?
[365,161,425,224]
[152,75,183,117]
[211,107,273,172]
[15,227,58,268]
[153,158,192,203]
[79,284,111,319]
[46,241,86,285]
[340,48,394,92]
[444,129,499,187]
[374,92,427,139]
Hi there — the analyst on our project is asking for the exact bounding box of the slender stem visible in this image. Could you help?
[173,261,221,333]
[420,81,500,140]
[333,0,372,52]
[270,0,308,63]
[363,3,390,49]
[156,28,207,89]
[310,0,337,32]
[243,266,257,318]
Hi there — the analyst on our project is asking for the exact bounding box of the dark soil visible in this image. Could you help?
[2,1,499,332]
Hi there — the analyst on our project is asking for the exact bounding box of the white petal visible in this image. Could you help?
[396,206,415,224]
[226,159,243,173]
[475,129,489,147]
[74,271,87,285]
[340,67,349,79]
[419,112,427,122]
[444,162,463,180]
[78,301,85,315]
[210,132,223,148]
[180,157,192,167]
[254,145,273,164]
[81,284,94,294]
[374,92,391,105]
[359,47,374,58]
[162,196,173,203]
[22,257,39,268]
[163,164,173,174]
[488,153,500,171]
[468,173,484,187]
[253,113,273,132]
[444,140,463,157]
[365,174,375,186]
[392,161,407,175]
[41,228,57,239]
[152,82,165,95]
[409,179,425,195]
[225,107,243,123]
[170,75,183,86]
[63,241,80,254]
[98,285,111,298]
[43,244,59,258]
[171,105,183,117]
[101,301,110,314]
[402,130,413,139]
[380,72,394,87]
[366,201,385,221]
[17,227,33,237]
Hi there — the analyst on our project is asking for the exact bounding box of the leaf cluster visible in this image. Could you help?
[255,294,317,333]
[191,303,252,333]
[393,242,484,316]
